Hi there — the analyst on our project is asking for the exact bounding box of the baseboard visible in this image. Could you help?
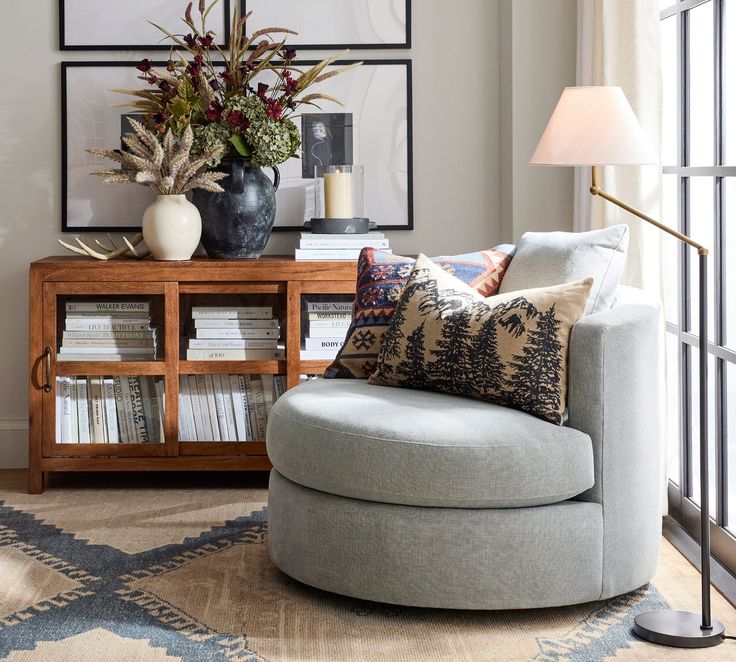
[0,417,28,469]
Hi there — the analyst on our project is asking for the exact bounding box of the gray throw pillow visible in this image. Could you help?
[498,225,629,315]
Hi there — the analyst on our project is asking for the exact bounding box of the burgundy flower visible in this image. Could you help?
[205,100,223,122]
[186,61,202,77]
[284,74,298,95]
[209,78,220,91]
[199,34,214,48]
[281,47,297,62]
[183,33,197,48]
[136,59,153,73]
[226,110,250,131]
[147,75,158,85]
[158,80,172,92]
[166,60,175,72]
[266,99,283,120]
[257,82,269,100]
[194,54,204,63]
[153,112,171,124]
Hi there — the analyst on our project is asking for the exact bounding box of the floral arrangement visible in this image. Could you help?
[116,0,360,168]
[89,119,226,194]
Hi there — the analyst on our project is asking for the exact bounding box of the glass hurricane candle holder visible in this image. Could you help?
[312,166,367,233]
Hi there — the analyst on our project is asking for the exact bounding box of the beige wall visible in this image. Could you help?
[0,0,576,467]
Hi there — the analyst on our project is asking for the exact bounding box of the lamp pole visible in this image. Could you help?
[589,165,723,647]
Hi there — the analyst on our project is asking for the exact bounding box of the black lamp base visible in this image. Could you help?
[634,610,724,648]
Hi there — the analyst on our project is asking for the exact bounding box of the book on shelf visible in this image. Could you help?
[62,337,156,347]
[194,318,279,329]
[295,248,391,261]
[64,321,153,332]
[65,312,152,320]
[300,349,342,360]
[76,377,91,443]
[307,325,350,339]
[191,306,273,319]
[57,354,156,362]
[178,374,286,442]
[306,301,353,313]
[185,348,284,361]
[194,328,280,340]
[298,236,389,250]
[304,337,345,352]
[307,311,352,322]
[102,378,120,443]
[59,346,156,355]
[308,318,352,328]
[188,339,278,349]
[65,301,150,313]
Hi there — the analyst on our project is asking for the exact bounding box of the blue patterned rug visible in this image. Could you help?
[0,478,731,661]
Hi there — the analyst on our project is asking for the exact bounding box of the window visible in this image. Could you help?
[661,0,736,573]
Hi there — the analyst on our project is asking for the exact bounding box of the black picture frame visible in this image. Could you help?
[59,0,232,51]
[61,59,413,233]
[241,0,411,50]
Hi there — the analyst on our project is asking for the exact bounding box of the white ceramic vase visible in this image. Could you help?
[142,194,202,261]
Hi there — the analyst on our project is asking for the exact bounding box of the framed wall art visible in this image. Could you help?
[59,0,231,50]
[242,0,411,49]
[61,59,412,232]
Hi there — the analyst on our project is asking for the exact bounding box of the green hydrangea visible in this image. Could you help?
[192,123,229,167]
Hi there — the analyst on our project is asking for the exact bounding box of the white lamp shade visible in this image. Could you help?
[530,86,658,166]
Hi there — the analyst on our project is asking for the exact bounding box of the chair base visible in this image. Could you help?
[633,610,724,648]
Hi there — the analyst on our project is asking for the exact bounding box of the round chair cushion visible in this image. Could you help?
[267,379,594,508]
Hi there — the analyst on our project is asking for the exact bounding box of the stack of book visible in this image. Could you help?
[178,374,287,441]
[294,231,390,261]
[59,300,157,362]
[301,301,353,360]
[185,306,284,361]
[56,376,164,443]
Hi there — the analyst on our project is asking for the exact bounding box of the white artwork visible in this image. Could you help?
[61,0,231,49]
[244,0,410,48]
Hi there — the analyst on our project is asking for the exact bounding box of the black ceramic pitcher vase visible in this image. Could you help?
[193,158,280,259]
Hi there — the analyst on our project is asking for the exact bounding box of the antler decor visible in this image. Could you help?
[57,233,151,260]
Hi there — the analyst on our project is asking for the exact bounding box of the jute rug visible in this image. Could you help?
[0,470,734,661]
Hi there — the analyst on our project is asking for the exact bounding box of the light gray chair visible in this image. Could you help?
[266,287,662,609]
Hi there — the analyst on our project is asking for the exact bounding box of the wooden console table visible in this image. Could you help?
[28,256,357,493]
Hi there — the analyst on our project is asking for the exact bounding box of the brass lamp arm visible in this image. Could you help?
[589,165,708,256]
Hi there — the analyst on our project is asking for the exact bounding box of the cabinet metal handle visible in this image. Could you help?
[43,347,52,393]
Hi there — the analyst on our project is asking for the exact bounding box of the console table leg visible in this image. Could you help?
[28,468,44,494]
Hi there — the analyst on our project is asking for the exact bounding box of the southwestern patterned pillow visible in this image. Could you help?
[369,254,592,424]
[324,245,515,379]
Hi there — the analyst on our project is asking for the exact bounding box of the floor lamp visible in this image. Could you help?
[530,86,724,648]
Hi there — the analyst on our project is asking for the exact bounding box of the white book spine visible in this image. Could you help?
[65,321,151,332]
[57,354,155,362]
[274,375,287,401]
[65,301,150,313]
[188,339,279,349]
[300,349,341,360]
[203,375,221,442]
[260,374,274,418]
[89,377,106,442]
[177,377,191,441]
[299,238,389,250]
[146,377,163,444]
[304,337,345,351]
[112,377,130,443]
[59,346,155,354]
[191,307,272,319]
[58,377,74,443]
[308,319,352,328]
[102,378,120,443]
[62,330,154,340]
[230,375,247,441]
[194,319,279,329]
[295,249,364,261]
[194,328,279,339]
[307,327,350,338]
[128,377,148,442]
[62,338,155,348]
[218,375,237,441]
[212,375,229,441]
[307,301,354,311]
[251,378,267,441]
[188,375,205,440]
[243,376,257,441]
[182,377,196,442]
[138,377,155,443]
[76,377,91,444]
[186,349,283,361]
[307,312,353,321]
[195,375,215,441]
[119,377,137,443]
[238,375,253,441]
[70,377,79,444]
[155,380,166,443]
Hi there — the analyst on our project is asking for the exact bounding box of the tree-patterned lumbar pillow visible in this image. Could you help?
[324,246,515,379]
[369,254,593,424]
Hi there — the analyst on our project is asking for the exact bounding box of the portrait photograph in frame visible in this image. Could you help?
[61,60,412,232]
[59,0,231,50]
[242,0,411,49]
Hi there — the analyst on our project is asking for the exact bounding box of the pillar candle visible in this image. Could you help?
[324,169,354,218]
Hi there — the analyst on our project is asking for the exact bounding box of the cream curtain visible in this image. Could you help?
[575,0,668,513]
